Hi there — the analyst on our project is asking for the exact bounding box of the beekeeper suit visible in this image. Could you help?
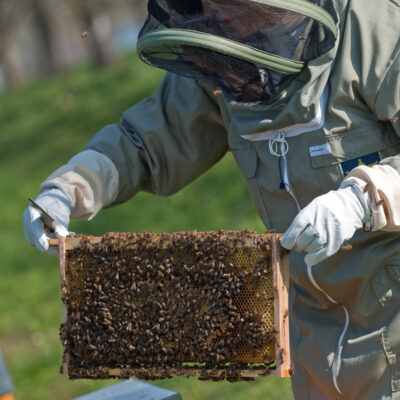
[23,0,400,398]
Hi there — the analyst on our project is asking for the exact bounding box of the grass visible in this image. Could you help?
[0,52,293,400]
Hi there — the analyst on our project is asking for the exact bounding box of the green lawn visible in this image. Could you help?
[0,53,293,400]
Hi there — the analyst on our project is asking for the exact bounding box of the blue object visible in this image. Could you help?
[73,380,182,400]
[341,152,381,176]
[0,353,14,396]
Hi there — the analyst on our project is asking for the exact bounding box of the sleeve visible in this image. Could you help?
[341,51,400,231]
[40,73,228,220]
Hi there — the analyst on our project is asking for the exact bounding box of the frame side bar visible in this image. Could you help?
[59,238,70,376]
[273,235,291,378]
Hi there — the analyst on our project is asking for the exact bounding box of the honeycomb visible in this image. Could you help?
[57,230,289,381]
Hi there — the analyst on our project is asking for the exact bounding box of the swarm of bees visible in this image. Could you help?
[60,230,278,381]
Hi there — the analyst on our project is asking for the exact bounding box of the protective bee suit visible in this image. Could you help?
[23,0,400,398]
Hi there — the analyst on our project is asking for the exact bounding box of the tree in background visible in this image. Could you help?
[0,1,29,88]
[31,0,89,74]
[0,0,147,90]
[71,0,117,67]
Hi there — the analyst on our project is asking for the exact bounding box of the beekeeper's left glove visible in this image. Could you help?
[280,184,371,266]
[23,187,72,256]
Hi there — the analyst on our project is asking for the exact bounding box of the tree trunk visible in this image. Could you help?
[0,31,28,88]
[79,2,117,67]
[32,0,89,73]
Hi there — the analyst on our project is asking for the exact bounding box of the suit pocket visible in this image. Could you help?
[307,127,400,193]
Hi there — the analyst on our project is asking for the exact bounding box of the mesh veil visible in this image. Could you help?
[138,0,337,102]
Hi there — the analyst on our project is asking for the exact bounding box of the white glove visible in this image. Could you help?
[280,184,371,266]
[23,188,73,256]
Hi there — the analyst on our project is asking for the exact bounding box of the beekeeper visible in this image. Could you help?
[23,0,400,398]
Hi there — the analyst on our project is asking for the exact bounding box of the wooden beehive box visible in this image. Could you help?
[51,230,291,381]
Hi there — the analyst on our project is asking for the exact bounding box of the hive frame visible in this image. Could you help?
[50,233,291,379]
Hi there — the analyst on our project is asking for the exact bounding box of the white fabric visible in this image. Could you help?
[341,164,400,231]
[23,188,71,256]
[40,150,119,221]
[280,185,369,266]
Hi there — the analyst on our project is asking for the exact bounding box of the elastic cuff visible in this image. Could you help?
[341,164,400,231]
[40,150,119,220]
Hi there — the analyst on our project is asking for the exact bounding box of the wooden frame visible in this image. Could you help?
[50,232,291,379]
[272,235,291,378]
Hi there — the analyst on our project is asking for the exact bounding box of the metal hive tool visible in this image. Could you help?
[50,230,291,381]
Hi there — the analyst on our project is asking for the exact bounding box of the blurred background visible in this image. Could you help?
[0,0,293,399]
[0,0,147,91]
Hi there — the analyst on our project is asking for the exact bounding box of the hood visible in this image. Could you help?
[137,0,339,103]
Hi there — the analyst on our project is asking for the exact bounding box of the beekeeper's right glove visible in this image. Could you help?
[280,184,371,266]
[23,188,72,255]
